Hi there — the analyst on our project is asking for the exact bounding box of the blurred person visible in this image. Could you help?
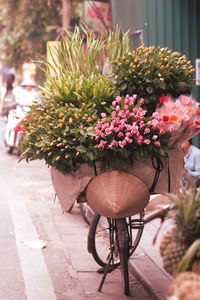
[4,78,40,154]
[13,78,40,110]
[0,73,17,117]
[181,139,200,187]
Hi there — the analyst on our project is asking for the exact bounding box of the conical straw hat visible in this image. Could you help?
[86,170,150,218]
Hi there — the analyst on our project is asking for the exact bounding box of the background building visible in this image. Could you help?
[110,0,200,146]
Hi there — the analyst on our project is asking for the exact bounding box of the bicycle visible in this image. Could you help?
[86,171,175,295]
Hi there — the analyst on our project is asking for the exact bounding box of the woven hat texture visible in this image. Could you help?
[86,170,150,218]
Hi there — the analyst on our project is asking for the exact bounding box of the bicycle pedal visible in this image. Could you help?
[97,267,114,274]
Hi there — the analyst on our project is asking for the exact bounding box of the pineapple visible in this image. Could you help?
[168,272,200,300]
[159,227,177,257]
[162,239,187,274]
[160,181,200,274]
[192,260,200,274]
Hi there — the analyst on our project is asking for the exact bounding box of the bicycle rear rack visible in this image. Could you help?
[130,219,144,230]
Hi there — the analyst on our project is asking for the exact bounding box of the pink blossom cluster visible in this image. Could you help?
[95,95,165,150]
[153,95,200,133]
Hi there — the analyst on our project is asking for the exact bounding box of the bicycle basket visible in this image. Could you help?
[86,170,150,218]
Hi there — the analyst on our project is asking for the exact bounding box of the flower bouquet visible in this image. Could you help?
[153,95,200,147]
[110,46,195,115]
[18,27,198,214]
[95,94,169,171]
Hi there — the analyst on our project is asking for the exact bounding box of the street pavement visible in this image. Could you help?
[0,138,154,299]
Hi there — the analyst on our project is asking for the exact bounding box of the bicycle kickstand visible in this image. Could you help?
[98,254,113,292]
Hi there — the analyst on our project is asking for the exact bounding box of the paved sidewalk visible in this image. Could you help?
[129,197,174,300]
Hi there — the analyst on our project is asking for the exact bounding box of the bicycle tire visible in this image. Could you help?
[116,219,130,296]
[88,212,144,268]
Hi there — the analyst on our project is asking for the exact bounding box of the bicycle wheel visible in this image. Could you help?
[116,218,130,296]
[88,212,144,268]
[79,202,94,225]
[88,213,120,268]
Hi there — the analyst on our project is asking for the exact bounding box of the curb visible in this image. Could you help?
[129,245,173,300]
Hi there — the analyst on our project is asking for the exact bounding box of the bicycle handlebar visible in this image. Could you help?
[143,203,176,224]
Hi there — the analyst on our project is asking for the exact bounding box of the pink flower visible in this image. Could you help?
[144,128,150,134]
[112,101,116,107]
[114,127,120,132]
[143,139,150,144]
[139,98,145,105]
[154,141,161,147]
[152,135,158,140]
[125,110,130,116]
[115,105,121,112]
[140,123,145,129]
[112,140,118,146]
[98,140,107,149]
[96,121,103,128]
[105,128,112,134]
[116,96,122,104]
[119,140,127,148]
[111,111,117,118]
[152,112,159,119]
[117,132,124,138]
[101,113,107,118]
[150,119,159,129]
[96,129,101,135]
[178,95,191,105]
[124,99,129,105]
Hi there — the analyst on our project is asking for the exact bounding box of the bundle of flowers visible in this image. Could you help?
[110,46,195,115]
[19,99,99,174]
[95,94,169,171]
[153,95,200,147]
[19,26,198,178]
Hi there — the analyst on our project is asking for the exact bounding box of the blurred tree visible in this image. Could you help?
[0,0,82,71]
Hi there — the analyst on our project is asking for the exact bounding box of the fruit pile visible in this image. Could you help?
[160,179,200,275]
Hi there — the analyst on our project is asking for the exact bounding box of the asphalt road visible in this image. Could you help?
[0,130,153,299]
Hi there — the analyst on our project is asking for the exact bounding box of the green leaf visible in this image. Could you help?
[120,83,127,90]
[75,145,87,153]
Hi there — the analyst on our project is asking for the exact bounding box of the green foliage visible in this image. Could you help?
[111,45,195,115]
[41,73,115,107]
[20,100,99,174]
[45,26,105,77]
[103,25,131,63]
[19,72,115,173]
[19,26,132,173]
[40,25,131,78]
